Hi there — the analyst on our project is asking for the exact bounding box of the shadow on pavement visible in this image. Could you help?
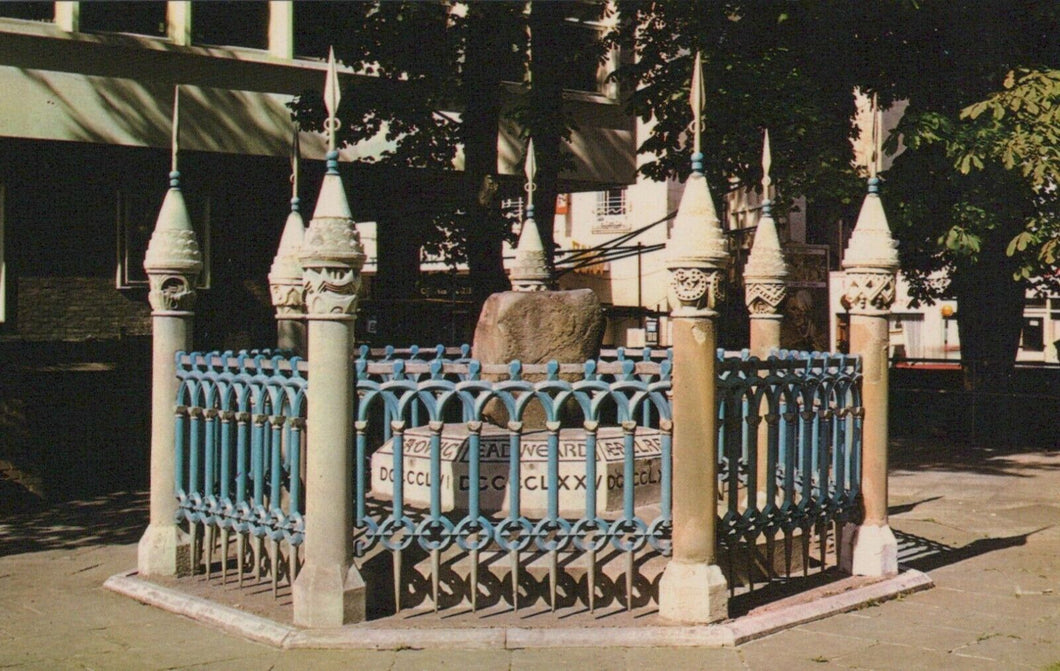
[894,527,1047,574]
[0,490,147,557]
[890,437,1060,477]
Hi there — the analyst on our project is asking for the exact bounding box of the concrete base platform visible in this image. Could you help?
[104,568,933,650]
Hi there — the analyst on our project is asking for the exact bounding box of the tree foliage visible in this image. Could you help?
[614,1,1060,385]
[289,2,606,305]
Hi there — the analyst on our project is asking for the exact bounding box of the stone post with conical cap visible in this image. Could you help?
[268,128,307,355]
[138,89,201,577]
[744,130,789,506]
[291,49,368,627]
[658,53,730,624]
[839,100,900,577]
[744,130,789,356]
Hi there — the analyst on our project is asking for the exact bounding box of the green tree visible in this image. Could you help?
[611,1,1060,387]
[290,2,604,307]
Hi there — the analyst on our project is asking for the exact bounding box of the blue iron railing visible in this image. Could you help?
[173,351,307,592]
[716,349,863,589]
[169,345,862,612]
[353,348,673,612]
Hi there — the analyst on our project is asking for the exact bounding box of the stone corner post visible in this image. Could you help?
[269,196,307,356]
[138,169,201,577]
[744,130,789,505]
[659,54,729,623]
[292,51,367,627]
[839,170,900,577]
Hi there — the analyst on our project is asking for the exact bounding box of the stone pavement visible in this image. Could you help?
[1,438,1059,670]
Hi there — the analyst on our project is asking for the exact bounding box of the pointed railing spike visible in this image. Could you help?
[762,129,772,193]
[324,47,341,152]
[690,51,705,157]
[291,124,301,202]
[171,86,180,173]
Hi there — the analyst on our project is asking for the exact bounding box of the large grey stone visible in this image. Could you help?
[472,289,604,366]
[471,289,605,428]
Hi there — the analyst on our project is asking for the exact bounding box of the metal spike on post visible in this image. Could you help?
[658,50,730,624]
[324,47,341,154]
[691,52,705,157]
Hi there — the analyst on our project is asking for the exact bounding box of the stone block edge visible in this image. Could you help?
[727,569,935,645]
[103,568,933,651]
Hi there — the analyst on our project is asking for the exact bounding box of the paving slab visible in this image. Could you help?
[3,438,1060,668]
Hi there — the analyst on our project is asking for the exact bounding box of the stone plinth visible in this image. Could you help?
[370,424,662,518]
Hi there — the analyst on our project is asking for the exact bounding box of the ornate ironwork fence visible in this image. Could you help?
[716,350,863,596]
[173,351,306,594]
[352,347,673,612]
[170,346,862,614]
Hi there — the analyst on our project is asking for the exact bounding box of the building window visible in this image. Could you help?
[1022,317,1045,352]
[294,1,359,60]
[80,2,166,37]
[0,3,52,21]
[592,188,628,233]
[192,1,268,50]
[116,190,211,290]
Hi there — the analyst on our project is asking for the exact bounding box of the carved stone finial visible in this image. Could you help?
[270,202,306,317]
[298,53,365,318]
[510,216,551,292]
[666,56,728,316]
[842,169,899,315]
[271,127,307,317]
[510,138,551,291]
[744,129,788,317]
[144,91,202,314]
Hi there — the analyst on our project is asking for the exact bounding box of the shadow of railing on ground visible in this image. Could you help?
[894,527,1043,574]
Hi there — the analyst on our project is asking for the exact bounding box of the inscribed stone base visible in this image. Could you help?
[840,522,898,577]
[658,560,728,624]
[137,523,191,577]
[292,561,366,628]
[370,424,663,517]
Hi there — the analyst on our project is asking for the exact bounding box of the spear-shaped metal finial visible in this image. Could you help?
[524,138,537,219]
[324,47,341,155]
[690,51,705,166]
[868,92,881,184]
[170,86,180,184]
[761,128,772,216]
[290,123,301,212]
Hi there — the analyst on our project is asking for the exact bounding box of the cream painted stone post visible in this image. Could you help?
[744,131,788,504]
[138,168,202,577]
[839,160,900,577]
[658,53,729,624]
[292,51,368,627]
[269,194,307,355]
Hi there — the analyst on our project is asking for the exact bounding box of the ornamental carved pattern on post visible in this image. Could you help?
[143,226,202,313]
[300,219,365,317]
[745,280,787,316]
[841,270,897,315]
[269,283,305,317]
[668,267,724,313]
